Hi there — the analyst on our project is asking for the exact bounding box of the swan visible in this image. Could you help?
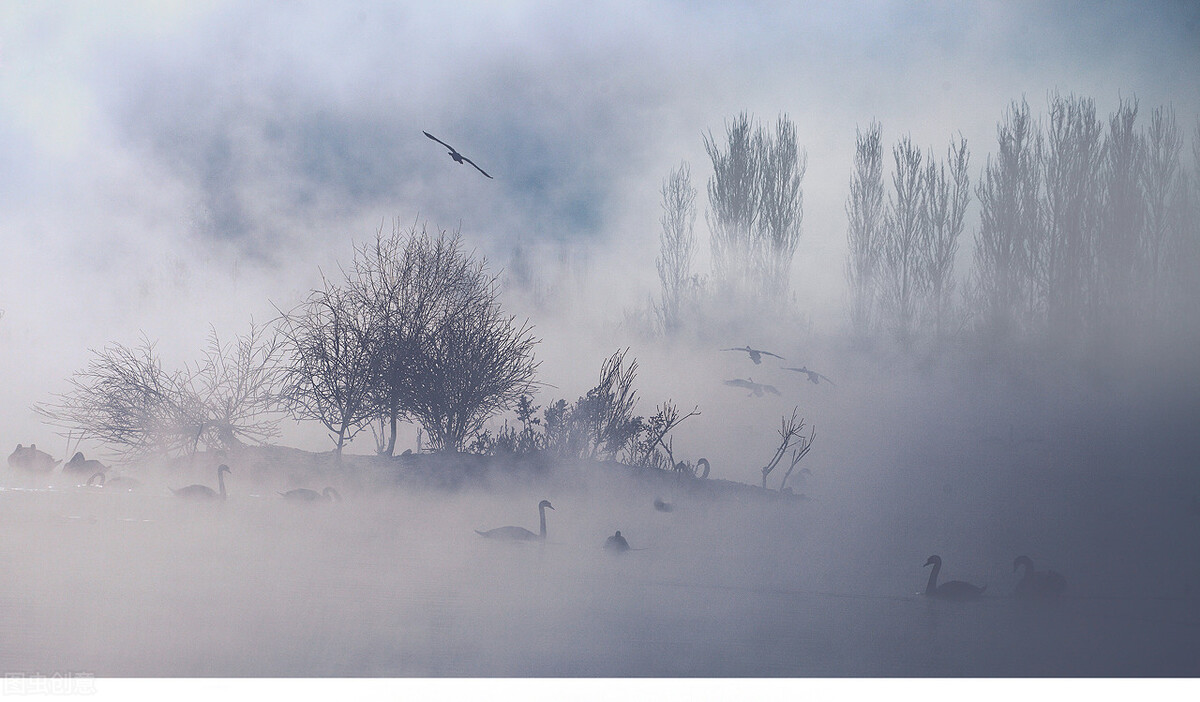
[605,530,630,552]
[280,487,342,502]
[172,464,231,500]
[1013,556,1067,599]
[476,499,554,540]
[63,451,107,475]
[84,472,105,488]
[923,555,986,600]
[696,458,710,479]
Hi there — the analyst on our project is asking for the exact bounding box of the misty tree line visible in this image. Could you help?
[653,112,808,334]
[38,221,540,460]
[652,95,1200,361]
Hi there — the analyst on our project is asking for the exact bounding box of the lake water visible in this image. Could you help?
[1,468,1197,678]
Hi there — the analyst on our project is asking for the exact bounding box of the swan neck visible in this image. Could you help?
[926,561,941,594]
[218,469,226,498]
[539,504,547,538]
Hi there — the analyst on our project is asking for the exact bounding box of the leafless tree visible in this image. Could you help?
[757,115,807,300]
[972,98,1044,344]
[345,220,493,455]
[920,136,970,340]
[705,112,806,305]
[37,323,286,461]
[845,121,885,342]
[759,407,811,490]
[705,113,761,300]
[880,136,925,346]
[191,322,287,450]
[779,424,816,493]
[1140,105,1184,321]
[656,163,698,335]
[632,401,701,470]
[1091,97,1145,343]
[277,277,378,456]
[403,283,539,453]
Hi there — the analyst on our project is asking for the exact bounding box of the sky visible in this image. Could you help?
[2,0,1199,457]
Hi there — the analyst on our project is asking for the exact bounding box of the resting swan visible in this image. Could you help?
[63,451,107,475]
[605,530,630,552]
[923,555,986,600]
[280,487,342,502]
[172,464,231,500]
[1013,555,1067,599]
[476,499,553,540]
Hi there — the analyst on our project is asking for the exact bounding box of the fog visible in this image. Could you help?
[3,0,1200,681]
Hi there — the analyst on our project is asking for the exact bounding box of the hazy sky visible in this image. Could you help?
[3,0,1199,450]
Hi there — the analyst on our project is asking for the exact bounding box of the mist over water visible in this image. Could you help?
[3,1,1200,683]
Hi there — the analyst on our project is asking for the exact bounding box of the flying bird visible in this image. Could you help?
[782,366,836,386]
[423,131,493,179]
[723,346,785,364]
[724,378,781,397]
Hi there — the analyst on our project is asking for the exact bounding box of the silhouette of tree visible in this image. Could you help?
[1141,105,1185,320]
[705,112,806,305]
[1093,97,1144,344]
[37,323,286,460]
[277,279,377,456]
[972,98,1043,345]
[346,221,496,455]
[845,121,885,343]
[920,136,970,341]
[655,162,698,335]
[880,136,925,346]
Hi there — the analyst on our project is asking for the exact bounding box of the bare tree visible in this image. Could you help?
[705,113,761,300]
[846,121,885,342]
[191,321,287,450]
[756,115,807,300]
[403,284,539,453]
[345,220,493,455]
[779,424,816,493]
[705,112,806,305]
[632,401,701,470]
[1091,97,1145,344]
[920,136,970,341]
[972,99,1043,344]
[759,407,810,490]
[1140,105,1184,321]
[656,163,698,335]
[37,323,286,461]
[879,136,925,346]
[277,278,377,456]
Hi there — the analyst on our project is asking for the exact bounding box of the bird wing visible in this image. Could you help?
[423,131,456,151]
[723,379,753,389]
[460,155,493,179]
[722,347,747,353]
[764,384,781,395]
[816,372,836,386]
[758,350,785,359]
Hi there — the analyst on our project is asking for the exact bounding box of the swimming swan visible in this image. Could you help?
[476,499,554,540]
[172,464,231,500]
[1013,555,1067,599]
[923,555,986,600]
